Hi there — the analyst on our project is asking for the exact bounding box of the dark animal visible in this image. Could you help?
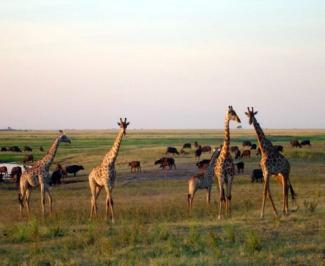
[182,143,192,149]
[290,139,301,148]
[128,161,141,173]
[241,150,251,158]
[300,140,311,146]
[180,148,189,155]
[0,166,8,175]
[250,144,257,150]
[201,146,212,153]
[195,146,202,161]
[230,146,239,153]
[242,140,252,147]
[40,146,44,152]
[23,154,34,164]
[1,147,8,152]
[196,159,210,170]
[51,164,65,185]
[274,145,284,152]
[10,166,22,187]
[0,173,3,182]
[165,147,179,155]
[23,146,33,152]
[9,146,22,152]
[235,162,245,174]
[194,141,199,148]
[234,150,241,160]
[65,165,84,177]
[251,169,263,183]
[155,157,176,170]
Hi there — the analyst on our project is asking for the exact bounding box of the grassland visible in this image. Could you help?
[0,129,324,265]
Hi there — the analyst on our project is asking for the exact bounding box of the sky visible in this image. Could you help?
[1,0,324,129]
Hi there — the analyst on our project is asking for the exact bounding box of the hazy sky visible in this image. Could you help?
[1,0,324,129]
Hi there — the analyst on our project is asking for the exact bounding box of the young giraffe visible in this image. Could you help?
[188,148,221,210]
[214,106,241,219]
[19,131,71,217]
[89,118,130,222]
[245,107,296,218]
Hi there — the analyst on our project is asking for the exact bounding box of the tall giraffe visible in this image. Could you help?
[188,147,221,210]
[245,107,296,218]
[19,131,71,217]
[89,118,130,222]
[214,106,241,219]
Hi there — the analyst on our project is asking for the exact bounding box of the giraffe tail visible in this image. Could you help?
[288,179,297,202]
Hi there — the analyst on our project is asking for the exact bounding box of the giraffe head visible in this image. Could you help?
[58,130,71,143]
[227,106,241,123]
[245,107,258,125]
[117,118,130,135]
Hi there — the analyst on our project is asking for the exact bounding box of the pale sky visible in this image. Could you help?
[1,0,324,129]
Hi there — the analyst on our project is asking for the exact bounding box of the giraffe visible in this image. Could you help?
[188,147,221,210]
[89,118,130,222]
[214,106,241,219]
[245,107,296,218]
[18,131,71,217]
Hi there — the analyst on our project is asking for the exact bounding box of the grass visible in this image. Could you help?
[0,129,324,265]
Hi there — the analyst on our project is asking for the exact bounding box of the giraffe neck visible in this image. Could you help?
[220,116,230,159]
[205,149,220,179]
[252,118,268,153]
[101,129,125,167]
[41,136,61,170]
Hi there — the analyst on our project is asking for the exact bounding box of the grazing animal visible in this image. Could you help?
[23,154,34,164]
[0,166,8,175]
[165,147,179,155]
[88,118,129,222]
[242,140,252,147]
[0,173,3,182]
[11,166,22,188]
[241,150,251,158]
[50,164,65,185]
[251,169,263,183]
[180,148,189,155]
[274,145,284,152]
[24,146,33,152]
[18,131,71,217]
[65,165,84,177]
[250,144,257,150]
[230,146,239,153]
[10,146,22,152]
[290,139,301,148]
[1,147,8,152]
[194,141,199,148]
[246,107,296,218]
[196,159,210,170]
[214,106,241,219]
[234,150,241,159]
[40,146,44,152]
[201,146,212,153]
[300,140,311,146]
[235,162,245,174]
[188,148,220,210]
[183,143,191,149]
[195,146,202,161]
[155,157,176,170]
[128,161,141,173]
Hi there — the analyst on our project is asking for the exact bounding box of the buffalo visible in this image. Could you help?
[155,157,176,170]
[201,146,212,153]
[235,162,245,174]
[301,140,311,146]
[165,147,179,155]
[196,159,210,170]
[242,140,252,147]
[65,165,84,177]
[290,140,301,148]
[251,169,263,183]
[24,146,33,152]
[128,161,141,173]
[182,143,192,149]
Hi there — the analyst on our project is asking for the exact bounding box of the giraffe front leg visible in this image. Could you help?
[218,183,225,220]
[260,173,269,219]
[40,184,46,217]
[227,179,232,218]
[267,184,278,217]
[25,188,31,218]
[45,186,52,215]
[104,186,114,223]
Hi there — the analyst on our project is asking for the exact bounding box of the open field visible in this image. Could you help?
[0,129,324,265]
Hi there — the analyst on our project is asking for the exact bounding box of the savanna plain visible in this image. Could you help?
[0,129,324,265]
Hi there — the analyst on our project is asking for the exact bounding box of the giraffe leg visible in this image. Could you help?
[40,183,46,217]
[267,182,278,217]
[227,178,233,218]
[19,185,26,217]
[104,185,114,223]
[25,188,31,217]
[218,182,225,219]
[45,186,52,215]
[260,174,269,219]
[89,179,97,219]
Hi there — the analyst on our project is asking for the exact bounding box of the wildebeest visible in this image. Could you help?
[1,147,8,152]
[274,145,284,152]
[230,146,239,153]
[290,139,301,148]
[11,166,22,187]
[241,150,251,158]
[128,161,141,173]
[242,140,252,147]
[301,140,311,146]
[250,144,257,150]
[234,150,241,160]
[201,146,212,153]
[251,169,263,183]
[165,147,179,155]
[40,146,44,152]
[235,162,245,174]
[0,166,8,175]
[51,164,65,185]
[24,146,33,152]
[195,146,202,161]
[23,154,34,164]
[183,143,191,149]
[155,157,176,170]
[196,159,210,170]
[9,146,22,152]
[65,165,84,177]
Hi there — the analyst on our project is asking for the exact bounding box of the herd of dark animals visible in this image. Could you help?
[0,138,313,186]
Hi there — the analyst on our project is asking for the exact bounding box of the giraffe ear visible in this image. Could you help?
[254,111,258,115]
[59,130,63,134]
[245,112,249,116]
[126,122,130,126]
[117,122,121,126]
